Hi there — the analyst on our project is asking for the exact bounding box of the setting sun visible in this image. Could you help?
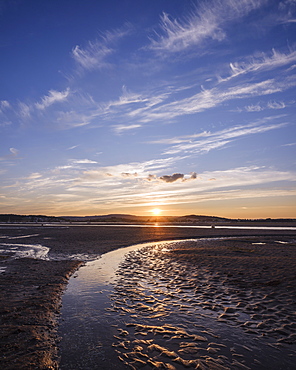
[151,208,162,216]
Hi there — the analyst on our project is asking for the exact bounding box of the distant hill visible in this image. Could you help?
[179,214,228,222]
[0,213,295,224]
[0,214,61,223]
[61,214,228,223]
[63,214,135,221]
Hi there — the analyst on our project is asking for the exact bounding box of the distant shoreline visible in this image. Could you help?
[1,220,296,228]
[1,212,295,227]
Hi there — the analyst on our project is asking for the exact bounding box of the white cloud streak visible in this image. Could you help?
[243,100,287,112]
[267,101,286,109]
[35,88,71,110]
[18,102,31,119]
[0,100,10,111]
[0,147,19,162]
[113,124,142,133]
[65,71,294,130]
[220,49,296,82]
[160,119,289,155]
[72,159,98,164]
[132,76,296,123]
[80,156,183,182]
[6,42,295,132]
[149,0,267,53]
[71,23,132,72]
[72,43,113,71]
[67,145,80,150]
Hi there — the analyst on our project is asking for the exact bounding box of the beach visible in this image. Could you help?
[0,224,295,369]
[111,236,296,369]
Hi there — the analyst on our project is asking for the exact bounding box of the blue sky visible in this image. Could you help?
[0,0,296,218]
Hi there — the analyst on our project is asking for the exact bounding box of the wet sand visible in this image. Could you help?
[0,259,82,369]
[111,236,296,369]
[0,224,295,369]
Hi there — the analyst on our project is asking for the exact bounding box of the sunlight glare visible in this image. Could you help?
[151,208,162,216]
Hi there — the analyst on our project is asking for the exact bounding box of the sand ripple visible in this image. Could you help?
[109,237,296,369]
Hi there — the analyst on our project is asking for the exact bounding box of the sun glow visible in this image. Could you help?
[151,208,162,216]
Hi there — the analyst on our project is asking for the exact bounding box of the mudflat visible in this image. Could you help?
[0,224,295,369]
[111,236,296,369]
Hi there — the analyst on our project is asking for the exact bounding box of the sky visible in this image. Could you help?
[0,0,296,218]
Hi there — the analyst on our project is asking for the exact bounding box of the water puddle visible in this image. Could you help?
[0,242,50,260]
[58,239,296,370]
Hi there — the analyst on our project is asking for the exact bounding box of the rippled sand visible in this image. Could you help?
[109,237,296,369]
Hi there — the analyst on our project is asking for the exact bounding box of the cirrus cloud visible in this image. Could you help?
[35,88,71,110]
[149,0,267,53]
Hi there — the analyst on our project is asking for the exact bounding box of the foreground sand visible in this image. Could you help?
[0,224,295,369]
[111,236,296,369]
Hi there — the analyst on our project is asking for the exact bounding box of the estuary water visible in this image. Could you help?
[58,239,296,370]
[58,242,150,369]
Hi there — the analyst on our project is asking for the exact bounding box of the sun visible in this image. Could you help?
[151,208,162,216]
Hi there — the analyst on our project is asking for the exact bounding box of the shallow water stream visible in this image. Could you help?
[58,242,148,369]
[58,239,296,370]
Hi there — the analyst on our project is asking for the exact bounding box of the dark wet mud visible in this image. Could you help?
[59,237,296,370]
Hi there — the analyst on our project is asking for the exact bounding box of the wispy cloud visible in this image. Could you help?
[244,104,264,112]
[72,43,113,71]
[4,70,295,133]
[80,156,183,182]
[66,47,296,128]
[267,101,286,109]
[149,132,211,145]
[51,74,295,130]
[0,121,12,128]
[133,76,296,123]
[18,102,31,119]
[7,44,295,132]
[282,142,296,147]
[278,0,296,23]
[35,88,71,110]
[50,87,148,130]
[243,100,286,112]
[0,100,10,112]
[67,145,80,150]
[71,23,132,72]
[102,22,133,43]
[160,118,289,155]
[220,49,296,82]
[71,159,98,164]
[102,85,157,116]
[71,77,291,129]
[26,173,42,180]
[113,124,142,134]
[9,148,18,156]
[149,0,267,53]
[56,109,95,129]
[0,147,19,162]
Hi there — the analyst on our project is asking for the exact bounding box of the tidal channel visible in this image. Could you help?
[58,239,295,370]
